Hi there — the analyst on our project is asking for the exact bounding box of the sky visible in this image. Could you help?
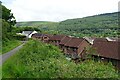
[1,0,120,22]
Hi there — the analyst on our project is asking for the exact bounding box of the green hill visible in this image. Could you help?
[58,12,120,37]
[59,12,118,30]
[57,12,119,37]
[16,12,118,30]
[16,12,119,37]
[16,21,58,30]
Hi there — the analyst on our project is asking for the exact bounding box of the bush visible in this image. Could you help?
[2,40,119,78]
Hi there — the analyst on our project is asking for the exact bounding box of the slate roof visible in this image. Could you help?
[32,33,43,37]
[23,31,33,35]
[64,37,84,48]
[93,39,120,60]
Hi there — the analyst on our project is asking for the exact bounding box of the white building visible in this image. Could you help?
[22,31,37,38]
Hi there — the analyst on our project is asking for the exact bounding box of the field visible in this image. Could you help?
[2,40,119,78]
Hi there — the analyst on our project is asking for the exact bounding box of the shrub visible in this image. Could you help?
[2,40,119,78]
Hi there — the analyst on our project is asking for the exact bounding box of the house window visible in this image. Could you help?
[73,48,77,52]
[67,47,70,50]
[44,37,47,38]
[68,47,71,50]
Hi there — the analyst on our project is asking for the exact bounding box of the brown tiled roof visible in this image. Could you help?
[64,37,84,48]
[94,38,108,42]
[59,36,72,45]
[42,34,53,38]
[93,40,120,60]
[32,33,53,38]
[49,35,66,41]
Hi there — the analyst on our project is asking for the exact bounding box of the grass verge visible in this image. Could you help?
[2,40,22,54]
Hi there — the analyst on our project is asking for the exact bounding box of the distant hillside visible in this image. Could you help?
[16,21,57,27]
[57,12,119,37]
[16,12,118,29]
[16,21,58,30]
[58,12,118,31]
[16,12,119,37]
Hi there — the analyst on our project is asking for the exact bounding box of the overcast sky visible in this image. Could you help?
[1,0,120,22]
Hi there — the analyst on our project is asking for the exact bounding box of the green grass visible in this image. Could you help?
[0,66,2,79]
[0,41,2,54]
[2,40,119,78]
[2,40,22,54]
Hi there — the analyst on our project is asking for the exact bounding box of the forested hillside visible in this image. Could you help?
[16,12,119,37]
[58,12,119,37]
[59,12,118,30]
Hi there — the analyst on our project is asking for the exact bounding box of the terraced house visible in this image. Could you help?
[48,35,66,46]
[32,33,53,43]
[31,33,120,70]
[60,37,90,59]
[59,36,72,52]
[92,38,120,70]
[32,33,43,40]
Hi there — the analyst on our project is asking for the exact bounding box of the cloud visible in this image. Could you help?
[2,0,120,22]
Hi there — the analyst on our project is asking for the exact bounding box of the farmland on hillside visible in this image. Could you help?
[2,40,119,78]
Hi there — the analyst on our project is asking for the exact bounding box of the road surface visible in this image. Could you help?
[0,42,26,65]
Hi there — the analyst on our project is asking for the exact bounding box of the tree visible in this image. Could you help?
[1,3,16,41]
[2,19,11,43]
[1,3,16,32]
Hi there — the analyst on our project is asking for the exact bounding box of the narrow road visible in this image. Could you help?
[0,42,26,65]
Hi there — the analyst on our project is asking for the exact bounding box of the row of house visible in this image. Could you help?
[92,38,120,70]
[19,31,120,70]
[32,34,91,59]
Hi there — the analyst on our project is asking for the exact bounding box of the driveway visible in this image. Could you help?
[0,42,26,65]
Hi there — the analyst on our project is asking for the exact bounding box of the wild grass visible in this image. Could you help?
[2,40,22,54]
[0,66,2,79]
[2,40,119,78]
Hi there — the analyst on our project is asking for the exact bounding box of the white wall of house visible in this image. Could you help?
[21,31,37,38]
[28,31,37,38]
[22,31,29,37]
